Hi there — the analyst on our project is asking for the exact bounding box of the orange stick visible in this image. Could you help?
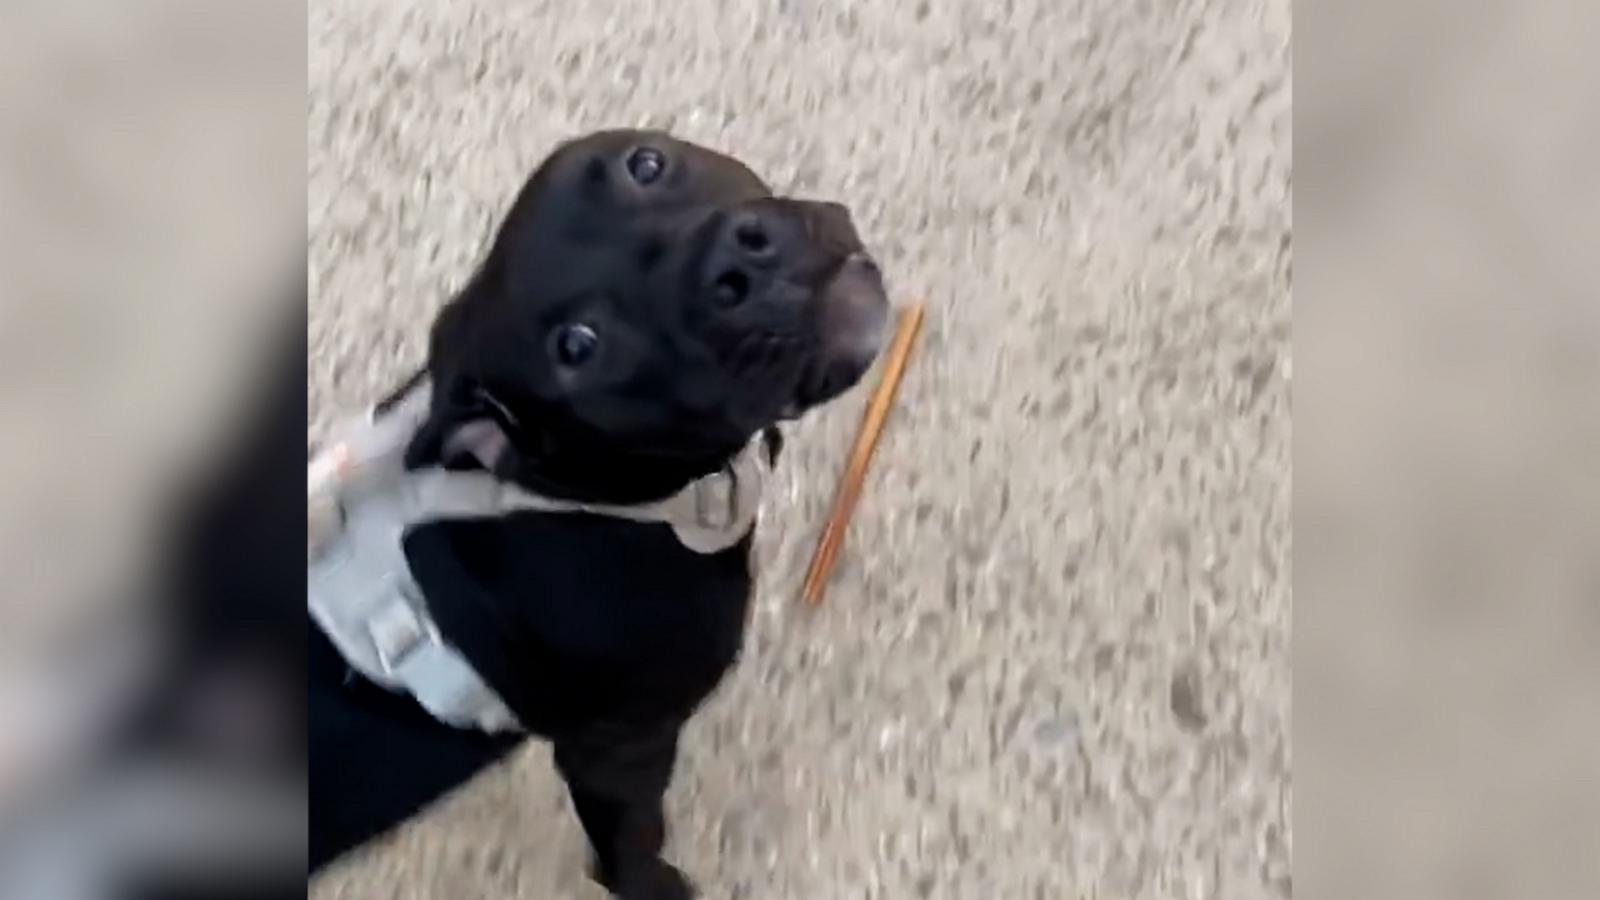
[801,302,926,606]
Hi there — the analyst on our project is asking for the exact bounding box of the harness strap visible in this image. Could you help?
[307,378,769,733]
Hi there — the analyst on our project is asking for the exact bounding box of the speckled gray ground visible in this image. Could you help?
[308,1,1290,897]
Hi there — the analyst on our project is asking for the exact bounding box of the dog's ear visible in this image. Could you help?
[405,266,533,474]
[374,367,428,418]
[404,384,515,473]
[440,418,513,471]
[404,277,487,469]
[401,398,451,470]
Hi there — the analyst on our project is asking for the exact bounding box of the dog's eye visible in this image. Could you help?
[553,324,600,367]
[625,147,666,185]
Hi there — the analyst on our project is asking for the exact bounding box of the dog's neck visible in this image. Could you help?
[399,371,773,507]
[488,439,744,506]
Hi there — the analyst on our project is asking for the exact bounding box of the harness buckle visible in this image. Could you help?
[693,464,739,531]
[368,586,430,675]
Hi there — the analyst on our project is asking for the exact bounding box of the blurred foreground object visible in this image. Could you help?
[1,0,305,893]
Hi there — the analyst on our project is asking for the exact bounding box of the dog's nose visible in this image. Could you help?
[703,200,867,305]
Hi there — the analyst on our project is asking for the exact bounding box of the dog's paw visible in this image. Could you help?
[598,859,695,900]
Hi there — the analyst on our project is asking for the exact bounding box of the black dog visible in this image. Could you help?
[310,130,889,899]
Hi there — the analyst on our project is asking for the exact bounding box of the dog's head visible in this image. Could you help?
[410,129,890,500]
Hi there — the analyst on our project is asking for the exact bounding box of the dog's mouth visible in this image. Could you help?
[790,251,891,410]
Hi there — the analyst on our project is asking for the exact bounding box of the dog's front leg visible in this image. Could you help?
[553,721,693,900]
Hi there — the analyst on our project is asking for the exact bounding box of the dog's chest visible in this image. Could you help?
[401,511,752,721]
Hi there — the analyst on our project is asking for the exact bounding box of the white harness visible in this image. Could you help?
[307,379,769,733]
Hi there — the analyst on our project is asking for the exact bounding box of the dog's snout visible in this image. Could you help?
[730,213,775,260]
[820,251,890,360]
[839,250,881,282]
[702,200,868,306]
[714,203,811,267]
[806,201,855,242]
